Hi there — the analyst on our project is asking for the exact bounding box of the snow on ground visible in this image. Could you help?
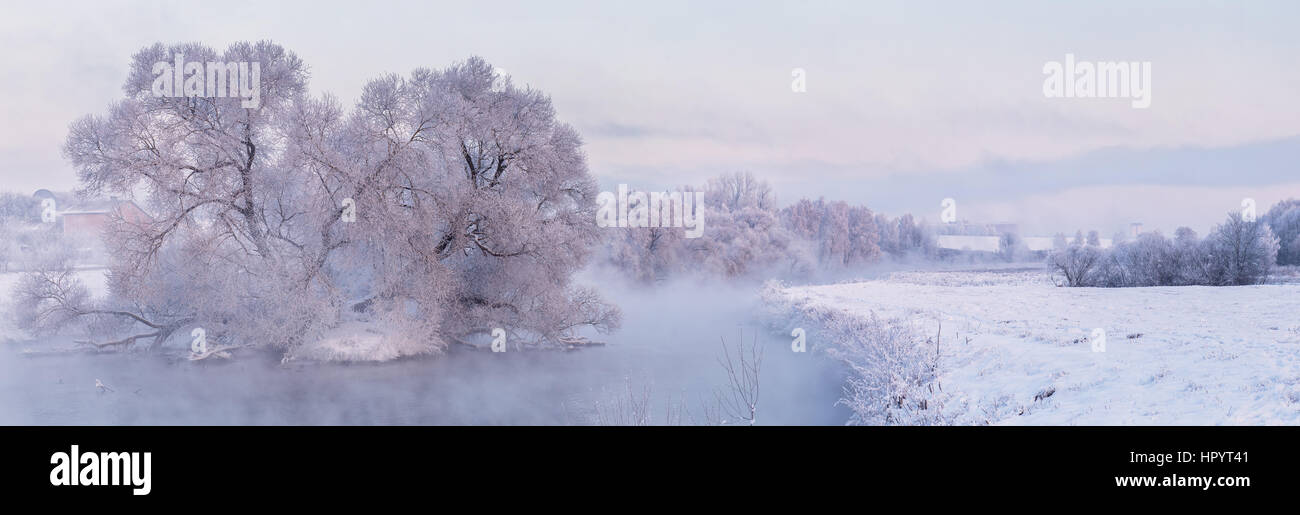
[774,268,1300,425]
[288,320,439,362]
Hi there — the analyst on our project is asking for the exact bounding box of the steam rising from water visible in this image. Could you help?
[0,272,848,425]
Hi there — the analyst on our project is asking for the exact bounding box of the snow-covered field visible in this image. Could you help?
[772,268,1300,425]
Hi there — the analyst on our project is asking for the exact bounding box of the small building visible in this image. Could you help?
[58,198,153,240]
[28,190,153,242]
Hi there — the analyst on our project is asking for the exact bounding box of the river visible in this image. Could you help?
[0,275,849,425]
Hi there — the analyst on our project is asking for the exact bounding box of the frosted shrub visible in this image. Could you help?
[1052,211,1278,288]
[1203,212,1279,285]
[763,283,939,425]
[821,312,939,425]
[1047,242,1102,287]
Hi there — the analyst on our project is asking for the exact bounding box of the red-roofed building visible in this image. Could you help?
[59,198,153,240]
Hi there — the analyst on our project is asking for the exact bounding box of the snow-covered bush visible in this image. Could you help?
[823,312,939,425]
[1113,232,1179,286]
[762,282,940,425]
[1083,230,1212,287]
[1047,242,1102,286]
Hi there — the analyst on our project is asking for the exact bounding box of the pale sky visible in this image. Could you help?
[2,0,1298,236]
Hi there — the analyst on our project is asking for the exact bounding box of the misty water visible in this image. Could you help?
[0,277,850,425]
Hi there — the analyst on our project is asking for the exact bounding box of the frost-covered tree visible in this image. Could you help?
[997,232,1024,262]
[874,213,899,256]
[0,192,39,224]
[1263,199,1300,266]
[896,214,919,254]
[1170,227,1210,285]
[55,41,324,352]
[1059,218,1277,288]
[602,187,690,283]
[0,224,10,272]
[781,197,880,267]
[845,204,882,265]
[291,57,620,348]
[38,43,618,357]
[1052,232,1068,251]
[1139,232,1179,285]
[1203,212,1279,285]
[1094,232,1178,287]
[874,213,935,259]
[1048,241,1102,287]
[601,173,804,281]
[692,174,801,277]
[704,171,775,212]
[0,192,45,272]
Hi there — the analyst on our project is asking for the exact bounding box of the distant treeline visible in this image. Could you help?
[603,172,940,282]
[1049,200,1300,287]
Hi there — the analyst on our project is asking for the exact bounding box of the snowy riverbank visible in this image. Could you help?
[767,268,1300,425]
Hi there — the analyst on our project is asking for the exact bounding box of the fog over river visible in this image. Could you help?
[0,274,849,425]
